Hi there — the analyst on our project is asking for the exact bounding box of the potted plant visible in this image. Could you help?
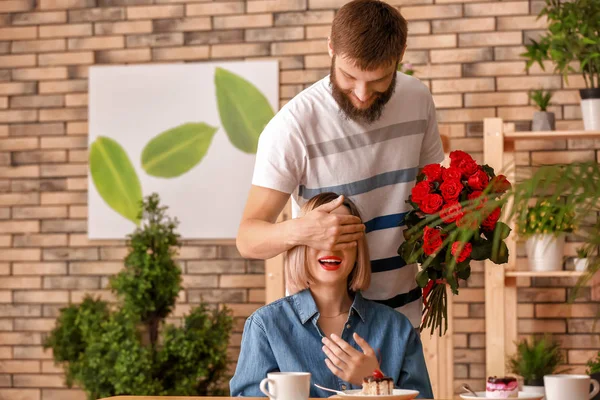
[518,201,576,271]
[521,0,600,130]
[530,89,555,131]
[44,194,233,399]
[587,351,600,400]
[508,336,568,397]
[575,246,592,272]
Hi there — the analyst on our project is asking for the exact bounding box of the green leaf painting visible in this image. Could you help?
[141,122,218,178]
[90,136,143,225]
[215,67,275,154]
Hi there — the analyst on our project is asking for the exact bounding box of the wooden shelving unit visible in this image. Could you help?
[483,118,600,378]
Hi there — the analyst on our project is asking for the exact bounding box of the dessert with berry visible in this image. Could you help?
[486,376,518,398]
[361,369,394,395]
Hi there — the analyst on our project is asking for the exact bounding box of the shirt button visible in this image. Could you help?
[341,385,347,390]
[346,324,351,329]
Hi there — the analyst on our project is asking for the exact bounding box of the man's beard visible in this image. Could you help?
[330,59,397,124]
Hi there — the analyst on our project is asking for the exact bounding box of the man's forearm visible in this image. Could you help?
[236,218,300,260]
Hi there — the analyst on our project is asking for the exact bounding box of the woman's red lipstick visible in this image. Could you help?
[318,256,342,271]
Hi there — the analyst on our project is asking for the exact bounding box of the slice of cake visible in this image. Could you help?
[361,369,393,395]
[486,376,518,398]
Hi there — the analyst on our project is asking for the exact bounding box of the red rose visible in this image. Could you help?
[440,201,463,223]
[451,241,473,263]
[440,179,463,202]
[449,150,473,169]
[442,167,462,182]
[411,181,431,204]
[491,174,511,194]
[468,191,487,210]
[423,226,445,255]
[467,169,490,191]
[420,194,444,214]
[458,157,479,178]
[422,279,434,307]
[421,164,443,183]
[482,207,501,231]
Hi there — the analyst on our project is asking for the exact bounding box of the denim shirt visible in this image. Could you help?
[230,290,433,399]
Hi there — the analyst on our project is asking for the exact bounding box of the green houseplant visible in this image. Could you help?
[518,201,576,272]
[530,89,556,131]
[44,194,233,400]
[508,336,568,395]
[575,246,593,272]
[521,0,600,130]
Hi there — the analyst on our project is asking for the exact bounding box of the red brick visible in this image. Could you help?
[41,136,86,149]
[153,18,210,33]
[69,262,123,275]
[437,108,495,123]
[14,318,56,331]
[95,20,153,35]
[126,32,183,47]
[496,76,562,90]
[465,92,529,107]
[407,34,456,49]
[10,95,65,109]
[41,361,63,374]
[13,346,53,359]
[14,290,69,303]
[151,45,207,60]
[186,2,243,16]
[271,39,325,56]
[12,262,67,275]
[69,7,125,22]
[39,80,87,94]
[465,1,529,16]
[12,11,67,25]
[453,318,485,333]
[214,14,273,29]
[0,137,38,151]
[536,304,599,318]
[66,122,87,135]
[96,48,151,63]
[13,374,64,388]
[0,26,37,40]
[0,54,36,68]
[432,94,462,108]
[0,0,35,12]
[498,105,562,121]
[304,54,329,69]
[38,52,94,66]
[0,360,40,373]
[39,24,92,38]
[402,5,462,20]
[430,48,492,63]
[532,150,595,165]
[274,11,334,26]
[128,4,183,19]
[212,43,270,59]
[14,234,68,248]
[0,276,41,289]
[498,15,548,30]
[39,0,94,9]
[463,61,525,77]
[432,17,494,33]
[68,36,124,50]
[224,303,261,317]
[305,25,330,39]
[0,82,36,95]
[0,165,40,178]
[12,39,66,54]
[432,78,494,93]
[248,0,306,12]
[459,31,522,47]
[220,274,265,288]
[0,389,40,400]
[39,108,87,122]
[244,26,304,43]
[519,319,566,333]
[494,46,527,61]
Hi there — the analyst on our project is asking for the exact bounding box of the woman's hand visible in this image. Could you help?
[322,332,380,386]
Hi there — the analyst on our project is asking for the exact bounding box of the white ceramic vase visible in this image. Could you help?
[574,258,589,272]
[525,234,565,272]
[523,384,546,400]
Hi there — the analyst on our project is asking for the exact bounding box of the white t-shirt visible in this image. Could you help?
[252,73,445,327]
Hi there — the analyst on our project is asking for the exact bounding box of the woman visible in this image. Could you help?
[230,193,433,398]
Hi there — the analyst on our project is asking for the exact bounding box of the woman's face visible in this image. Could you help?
[306,205,359,287]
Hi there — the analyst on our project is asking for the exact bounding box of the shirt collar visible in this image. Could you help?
[293,289,368,324]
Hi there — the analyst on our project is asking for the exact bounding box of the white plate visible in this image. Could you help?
[339,389,420,399]
[460,392,544,400]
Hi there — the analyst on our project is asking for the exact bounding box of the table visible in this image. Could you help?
[99,397,443,400]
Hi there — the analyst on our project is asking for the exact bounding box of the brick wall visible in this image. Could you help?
[0,0,597,399]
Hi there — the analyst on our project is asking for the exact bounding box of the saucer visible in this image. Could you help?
[460,392,544,400]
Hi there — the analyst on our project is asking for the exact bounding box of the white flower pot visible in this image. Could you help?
[523,384,546,400]
[574,258,589,272]
[580,89,600,131]
[525,234,565,271]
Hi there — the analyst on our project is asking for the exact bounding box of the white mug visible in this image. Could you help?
[260,372,311,400]
[544,374,600,400]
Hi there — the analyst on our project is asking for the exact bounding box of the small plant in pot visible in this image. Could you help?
[575,246,592,272]
[586,351,600,400]
[521,0,600,130]
[517,201,576,271]
[508,336,568,397]
[530,89,555,131]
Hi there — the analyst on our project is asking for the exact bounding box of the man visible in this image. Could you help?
[236,0,444,328]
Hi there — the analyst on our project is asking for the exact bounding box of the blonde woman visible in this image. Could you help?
[230,193,432,398]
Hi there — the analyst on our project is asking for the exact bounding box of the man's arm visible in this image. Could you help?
[236,185,365,260]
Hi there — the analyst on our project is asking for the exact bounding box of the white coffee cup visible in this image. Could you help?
[260,372,311,400]
[544,374,600,400]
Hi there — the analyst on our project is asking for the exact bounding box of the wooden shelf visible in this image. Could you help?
[503,130,600,141]
[505,270,585,278]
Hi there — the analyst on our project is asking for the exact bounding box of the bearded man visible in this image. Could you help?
[236,0,444,329]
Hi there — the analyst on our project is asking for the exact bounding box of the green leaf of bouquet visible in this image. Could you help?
[89,136,142,225]
[141,123,218,178]
[471,240,493,261]
[215,67,275,154]
[481,164,496,178]
[490,241,509,265]
[416,268,429,288]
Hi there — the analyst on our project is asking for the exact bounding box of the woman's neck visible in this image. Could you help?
[309,283,353,317]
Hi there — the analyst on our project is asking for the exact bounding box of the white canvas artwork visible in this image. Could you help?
[88,60,279,239]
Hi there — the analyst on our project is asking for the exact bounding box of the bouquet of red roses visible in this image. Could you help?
[399,150,512,336]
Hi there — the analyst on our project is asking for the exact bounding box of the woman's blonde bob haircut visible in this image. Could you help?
[286,192,371,295]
